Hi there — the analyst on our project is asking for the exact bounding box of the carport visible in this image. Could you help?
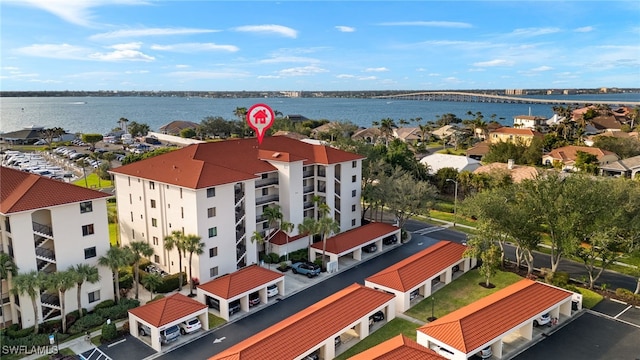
[209,283,396,360]
[365,241,475,313]
[349,334,447,360]
[416,279,579,359]
[309,222,400,271]
[196,264,284,321]
[127,293,208,352]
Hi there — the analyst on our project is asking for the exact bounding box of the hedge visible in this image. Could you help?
[68,313,104,335]
[101,322,118,342]
[139,271,186,293]
[615,288,640,305]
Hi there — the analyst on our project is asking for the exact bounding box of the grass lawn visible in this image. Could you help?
[334,318,419,360]
[405,269,523,322]
[73,173,113,188]
[109,222,119,246]
[208,313,226,329]
[577,287,603,309]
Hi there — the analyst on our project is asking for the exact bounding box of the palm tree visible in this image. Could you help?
[298,216,318,250]
[379,118,397,145]
[263,205,283,255]
[141,273,163,301]
[0,253,18,328]
[183,235,205,296]
[128,241,155,300]
[98,246,132,303]
[164,231,186,290]
[234,107,248,138]
[250,231,266,266]
[11,271,45,334]
[118,117,129,133]
[280,221,295,262]
[316,203,340,269]
[46,269,76,333]
[72,264,100,318]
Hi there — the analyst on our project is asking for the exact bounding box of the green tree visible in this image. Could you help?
[81,133,103,150]
[316,203,340,270]
[280,221,295,262]
[164,231,186,290]
[234,107,248,138]
[98,246,133,302]
[11,271,45,334]
[45,269,76,333]
[141,273,163,300]
[0,253,18,328]
[250,230,266,265]
[41,127,65,148]
[184,235,205,296]
[463,225,503,287]
[180,127,196,138]
[298,217,318,251]
[127,121,150,137]
[576,229,630,289]
[263,205,284,255]
[384,168,437,229]
[128,241,155,300]
[574,151,599,174]
[72,264,100,318]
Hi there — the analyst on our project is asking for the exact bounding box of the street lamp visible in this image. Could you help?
[428,297,437,322]
[446,178,458,227]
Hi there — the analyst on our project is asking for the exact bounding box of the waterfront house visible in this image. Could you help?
[542,145,619,171]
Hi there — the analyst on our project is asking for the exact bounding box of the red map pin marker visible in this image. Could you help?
[246,103,275,144]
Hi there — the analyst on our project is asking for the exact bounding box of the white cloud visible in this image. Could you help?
[15,43,89,60]
[531,66,553,72]
[91,28,219,40]
[378,21,472,28]
[150,43,239,53]
[574,26,594,33]
[278,65,328,76]
[364,67,389,72]
[233,25,298,38]
[259,56,320,64]
[509,27,561,37]
[89,49,154,62]
[472,59,514,67]
[257,75,280,79]
[175,64,190,69]
[336,74,356,79]
[358,76,377,81]
[335,26,355,33]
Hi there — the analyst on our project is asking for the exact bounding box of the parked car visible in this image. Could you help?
[410,289,420,300]
[335,336,342,347]
[249,292,261,307]
[267,284,278,298]
[383,234,398,245]
[179,318,202,335]
[478,346,493,359]
[139,324,151,336]
[291,262,321,278]
[362,243,377,253]
[533,313,551,327]
[160,325,181,344]
[369,310,385,326]
[304,352,319,360]
[229,300,241,315]
[452,264,460,273]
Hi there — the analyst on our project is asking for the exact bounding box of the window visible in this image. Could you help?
[130,212,134,222]
[210,267,219,277]
[149,181,155,190]
[352,219,356,226]
[352,161,357,168]
[84,247,97,259]
[352,190,356,197]
[352,204,356,212]
[151,218,157,227]
[209,247,218,258]
[208,227,217,238]
[153,236,158,245]
[88,290,100,303]
[150,199,156,208]
[129,194,132,204]
[180,188,183,199]
[80,201,93,213]
[82,224,94,236]
[154,255,160,263]
[181,207,184,219]
[128,177,131,186]
[132,229,135,239]
[352,175,356,183]
[207,207,216,218]
[207,187,216,198]
[262,188,268,196]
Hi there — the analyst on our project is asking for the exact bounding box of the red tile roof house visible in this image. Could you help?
[109,136,365,287]
[309,222,400,271]
[0,166,114,329]
[365,241,475,313]
[348,334,447,360]
[128,293,208,352]
[196,264,284,321]
[209,283,395,360]
[541,145,619,172]
[416,279,580,360]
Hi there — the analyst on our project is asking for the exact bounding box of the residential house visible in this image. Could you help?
[431,125,462,141]
[109,136,364,285]
[589,115,623,132]
[351,127,382,144]
[542,145,619,171]
[419,154,481,174]
[392,127,422,144]
[473,160,541,183]
[583,130,633,146]
[489,127,542,146]
[158,120,200,136]
[599,155,640,179]
[0,167,113,329]
[513,115,547,130]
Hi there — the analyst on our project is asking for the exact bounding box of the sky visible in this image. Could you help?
[1,1,639,92]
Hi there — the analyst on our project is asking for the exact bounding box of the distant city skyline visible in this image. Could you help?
[1,1,639,92]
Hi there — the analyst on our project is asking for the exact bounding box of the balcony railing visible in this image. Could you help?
[303,169,314,178]
[256,194,279,206]
[32,222,53,237]
[35,247,56,261]
[303,185,314,193]
[255,177,279,188]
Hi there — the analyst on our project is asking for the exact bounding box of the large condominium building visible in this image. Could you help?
[110,136,364,283]
[0,167,113,329]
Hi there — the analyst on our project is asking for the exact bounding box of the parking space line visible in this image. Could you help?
[614,305,633,319]
[412,227,444,235]
[588,309,640,330]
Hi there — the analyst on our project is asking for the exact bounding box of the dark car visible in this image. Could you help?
[383,234,398,245]
[229,300,241,315]
[249,292,261,307]
[362,243,377,253]
[291,261,321,278]
[369,310,385,326]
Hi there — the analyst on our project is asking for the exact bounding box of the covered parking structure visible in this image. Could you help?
[309,222,400,271]
[416,279,579,360]
[127,293,209,352]
[348,334,447,360]
[365,241,474,313]
[196,264,284,321]
[209,283,396,360]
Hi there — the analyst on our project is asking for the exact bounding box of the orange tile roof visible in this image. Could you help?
[110,137,364,189]
[491,127,543,137]
[209,283,394,360]
[473,163,541,183]
[0,166,111,214]
[546,145,617,162]
[365,241,467,292]
[128,293,207,328]
[310,222,400,254]
[197,264,284,299]
[348,334,446,360]
[269,230,307,246]
[417,279,572,354]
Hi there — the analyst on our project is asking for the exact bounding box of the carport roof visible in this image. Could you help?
[365,241,467,292]
[209,283,395,360]
[310,222,399,254]
[348,334,446,360]
[417,279,573,354]
[269,230,308,246]
[197,264,284,299]
[128,293,207,328]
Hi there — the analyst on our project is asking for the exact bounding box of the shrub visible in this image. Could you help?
[96,305,129,321]
[68,314,104,335]
[267,253,280,264]
[121,321,130,333]
[119,273,133,290]
[6,324,34,338]
[101,322,118,342]
[94,300,116,310]
[149,294,165,303]
[1,333,51,347]
[615,288,639,304]
[118,298,140,309]
[40,319,62,334]
[154,272,187,293]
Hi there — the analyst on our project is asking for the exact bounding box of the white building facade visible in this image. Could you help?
[110,137,364,284]
[0,167,114,329]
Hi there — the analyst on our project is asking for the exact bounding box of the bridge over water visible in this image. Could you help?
[373,91,640,106]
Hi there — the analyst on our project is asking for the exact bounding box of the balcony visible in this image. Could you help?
[235,190,245,205]
[303,169,314,178]
[255,177,279,188]
[303,201,314,210]
[303,185,314,194]
[256,194,279,206]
